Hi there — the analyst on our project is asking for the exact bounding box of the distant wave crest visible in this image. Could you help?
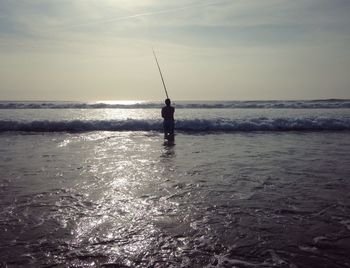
[1,117,349,132]
[1,100,350,109]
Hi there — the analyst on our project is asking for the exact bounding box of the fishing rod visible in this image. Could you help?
[152,48,169,99]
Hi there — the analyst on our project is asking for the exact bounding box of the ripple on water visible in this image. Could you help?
[0,131,350,267]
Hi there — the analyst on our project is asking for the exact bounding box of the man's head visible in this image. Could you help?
[165,98,171,106]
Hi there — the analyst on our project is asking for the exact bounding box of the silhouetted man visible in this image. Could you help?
[161,98,175,141]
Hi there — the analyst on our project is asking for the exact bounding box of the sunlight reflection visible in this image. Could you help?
[98,108,157,121]
[94,100,145,105]
[68,132,181,264]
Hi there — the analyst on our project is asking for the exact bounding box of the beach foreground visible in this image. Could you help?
[1,131,349,267]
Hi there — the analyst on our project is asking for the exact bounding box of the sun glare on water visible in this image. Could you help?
[94,100,146,105]
[90,100,157,120]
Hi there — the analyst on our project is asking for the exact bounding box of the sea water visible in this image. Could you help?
[0,100,350,267]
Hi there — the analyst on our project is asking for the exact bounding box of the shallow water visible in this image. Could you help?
[1,131,349,267]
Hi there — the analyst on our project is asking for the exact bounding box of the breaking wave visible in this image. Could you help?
[1,100,350,109]
[1,117,349,132]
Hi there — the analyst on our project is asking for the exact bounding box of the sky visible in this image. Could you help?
[0,0,349,101]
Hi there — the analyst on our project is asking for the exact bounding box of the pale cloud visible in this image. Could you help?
[1,0,349,45]
[0,0,349,100]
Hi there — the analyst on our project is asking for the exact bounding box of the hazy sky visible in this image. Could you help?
[0,0,349,101]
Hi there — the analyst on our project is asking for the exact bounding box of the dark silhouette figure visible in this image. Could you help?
[161,98,175,141]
